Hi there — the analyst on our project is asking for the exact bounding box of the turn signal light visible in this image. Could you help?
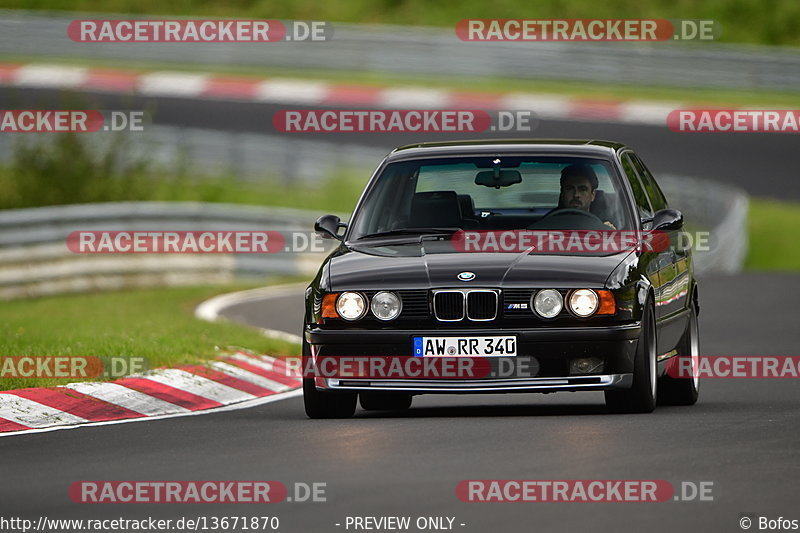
[322,293,340,318]
[596,290,616,315]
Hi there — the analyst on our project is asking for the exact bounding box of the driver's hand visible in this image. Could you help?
[603,220,617,229]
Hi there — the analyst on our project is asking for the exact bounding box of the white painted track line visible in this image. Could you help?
[255,79,329,103]
[138,72,210,97]
[13,64,88,88]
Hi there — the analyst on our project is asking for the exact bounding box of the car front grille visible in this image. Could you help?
[433,290,498,322]
[467,290,498,320]
[433,291,464,321]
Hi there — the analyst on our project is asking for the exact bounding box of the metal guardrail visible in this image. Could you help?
[1,10,800,91]
[0,202,339,299]
[0,171,747,300]
[659,176,749,275]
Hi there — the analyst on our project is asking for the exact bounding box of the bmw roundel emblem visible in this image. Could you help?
[457,271,476,282]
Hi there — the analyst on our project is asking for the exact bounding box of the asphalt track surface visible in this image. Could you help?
[1,87,799,532]
[1,273,798,532]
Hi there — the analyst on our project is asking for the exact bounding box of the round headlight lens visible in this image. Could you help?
[336,292,367,320]
[569,289,599,317]
[532,289,563,318]
[370,291,402,321]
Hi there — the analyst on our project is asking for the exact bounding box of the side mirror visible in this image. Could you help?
[314,214,346,240]
[652,208,684,231]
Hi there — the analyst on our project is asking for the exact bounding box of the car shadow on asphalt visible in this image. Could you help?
[355,403,611,418]
[351,400,733,419]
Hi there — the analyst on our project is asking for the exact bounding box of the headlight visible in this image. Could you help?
[532,289,563,318]
[336,292,367,321]
[370,291,402,321]
[569,289,599,317]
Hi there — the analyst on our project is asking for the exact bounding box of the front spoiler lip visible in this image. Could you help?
[323,373,633,393]
[307,323,641,344]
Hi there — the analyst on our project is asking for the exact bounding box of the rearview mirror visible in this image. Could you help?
[314,214,346,240]
[652,209,684,231]
[475,170,522,188]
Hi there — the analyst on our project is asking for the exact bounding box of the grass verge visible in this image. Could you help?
[745,198,800,271]
[0,166,366,212]
[0,281,303,391]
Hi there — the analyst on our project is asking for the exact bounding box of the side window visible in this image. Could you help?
[621,153,653,219]
[632,154,668,211]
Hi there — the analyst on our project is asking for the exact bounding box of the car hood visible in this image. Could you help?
[327,237,635,290]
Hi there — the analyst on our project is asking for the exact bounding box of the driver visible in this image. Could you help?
[557,164,616,229]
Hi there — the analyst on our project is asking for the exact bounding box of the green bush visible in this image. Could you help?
[0,132,152,209]
[0,131,365,213]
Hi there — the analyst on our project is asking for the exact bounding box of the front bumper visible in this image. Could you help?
[306,323,640,393]
[326,373,632,393]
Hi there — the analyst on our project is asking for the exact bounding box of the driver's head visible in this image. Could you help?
[559,164,598,212]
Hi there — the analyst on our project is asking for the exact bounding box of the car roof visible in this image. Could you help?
[387,139,628,162]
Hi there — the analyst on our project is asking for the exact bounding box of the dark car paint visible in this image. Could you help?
[304,140,697,389]
[328,243,636,290]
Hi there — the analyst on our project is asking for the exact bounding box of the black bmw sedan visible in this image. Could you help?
[303,140,699,418]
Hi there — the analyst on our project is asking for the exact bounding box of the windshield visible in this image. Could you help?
[349,155,633,240]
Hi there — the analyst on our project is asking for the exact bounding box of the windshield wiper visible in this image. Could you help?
[357,228,460,239]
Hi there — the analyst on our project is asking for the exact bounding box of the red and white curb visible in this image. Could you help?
[0,62,681,126]
[0,350,302,437]
[0,284,307,437]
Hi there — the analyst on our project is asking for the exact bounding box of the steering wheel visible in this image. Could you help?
[541,208,602,221]
[528,208,607,230]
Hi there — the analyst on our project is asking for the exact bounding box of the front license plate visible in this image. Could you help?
[413,336,517,357]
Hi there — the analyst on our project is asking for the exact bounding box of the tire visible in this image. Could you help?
[658,305,700,406]
[359,392,413,411]
[605,300,657,414]
[302,337,357,419]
